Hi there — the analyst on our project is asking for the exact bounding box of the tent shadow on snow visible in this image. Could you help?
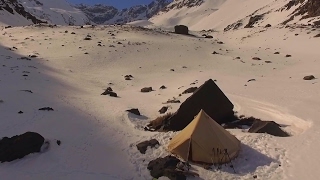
[212,143,278,175]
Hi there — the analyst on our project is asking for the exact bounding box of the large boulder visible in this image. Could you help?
[164,79,234,131]
[174,25,189,35]
[136,139,159,154]
[0,132,45,163]
[147,156,185,179]
[248,120,289,137]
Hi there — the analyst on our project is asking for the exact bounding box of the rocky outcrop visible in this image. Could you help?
[282,0,320,24]
[0,132,45,163]
[163,79,234,131]
[162,0,203,12]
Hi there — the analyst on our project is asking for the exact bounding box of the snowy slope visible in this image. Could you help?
[150,0,320,31]
[0,0,89,26]
[19,0,90,25]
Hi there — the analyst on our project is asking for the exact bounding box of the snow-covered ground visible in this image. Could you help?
[0,21,319,180]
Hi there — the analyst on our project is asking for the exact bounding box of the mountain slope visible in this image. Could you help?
[150,0,320,31]
[18,0,89,25]
[0,0,89,26]
[0,0,45,26]
[76,0,171,25]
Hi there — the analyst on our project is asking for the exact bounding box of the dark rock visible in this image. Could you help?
[205,35,213,38]
[253,175,257,179]
[165,79,234,131]
[265,24,272,28]
[147,155,182,178]
[108,91,118,97]
[314,34,320,37]
[248,120,290,137]
[0,132,45,163]
[56,140,61,146]
[20,57,31,60]
[159,106,168,114]
[84,36,91,40]
[167,99,181,104]
[182,87,197,94]
[285,54,292,57]
[217,41,224,44]
[245,15,264,28]
[29,55,38,58]
[265,61,272,63]
[160,85,167,89]
[274,52,280,54]
[303,75,315,80]
[252,57,261,60]
[126,108,141,116]
[223,116,260,129]
[71,32,76,34]
[18,111,23,114]
[106,87,113,92]
[101,88,113,95]
[124,75,133,80]
[147,113,174,132]
[141,87,153,93]
[247,79,256,82]
[174,25,189,35]
[38,107,54,111]
[212,51,219,54]
[136,139,159,154]
[235,57,241,59]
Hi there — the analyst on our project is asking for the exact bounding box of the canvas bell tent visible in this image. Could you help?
[168,110,241,164]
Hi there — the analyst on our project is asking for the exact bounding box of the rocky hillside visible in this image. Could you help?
[0,0,45,25]
[75,4,118,24]
[0,0,89,26]
[162,0,204,11]
[76,0,171,24]
[282,0,320,25]
[150,0,320,31]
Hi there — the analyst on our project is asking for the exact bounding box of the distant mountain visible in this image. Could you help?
[0,0,89,26]
[75,0,172,25]
[0,0,45,25]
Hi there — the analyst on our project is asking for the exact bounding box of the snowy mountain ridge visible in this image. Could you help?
[0,0,89,26]
[150,0,320,31]
[75,0,172,25]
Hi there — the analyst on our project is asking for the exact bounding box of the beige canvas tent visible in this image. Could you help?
[168,110,241,164]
